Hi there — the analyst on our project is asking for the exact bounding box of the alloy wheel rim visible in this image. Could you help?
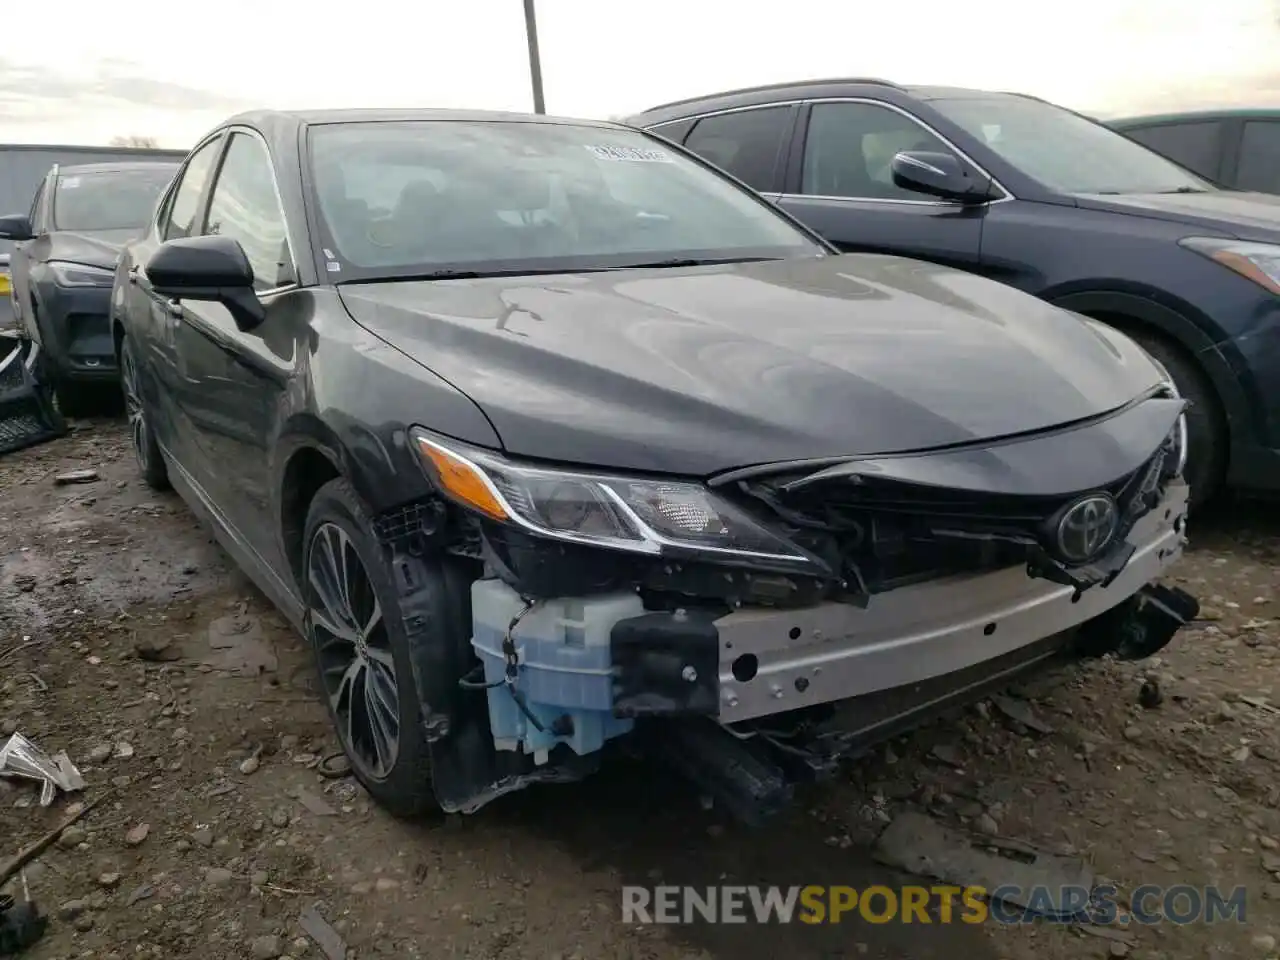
[307,522,401,778]
[121,345,148,473]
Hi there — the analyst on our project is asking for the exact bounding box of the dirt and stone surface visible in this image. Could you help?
[3,417,1280,959]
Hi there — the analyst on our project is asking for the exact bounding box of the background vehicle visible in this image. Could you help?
[112,107,1194,825]
[0,253,11,330]
[1109,109,1280,195]
[0,143,186,259]
[627,79,1280,504]
[0,160,179,415]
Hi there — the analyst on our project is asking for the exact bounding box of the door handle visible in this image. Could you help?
[127,265,139,285]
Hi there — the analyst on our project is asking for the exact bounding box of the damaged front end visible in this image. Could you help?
[395,388,1198,823]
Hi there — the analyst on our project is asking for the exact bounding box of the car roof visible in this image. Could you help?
[1110,107,1280,127]
[56,161,180,175]
[220,107,624,137]
[625,78,1040,125]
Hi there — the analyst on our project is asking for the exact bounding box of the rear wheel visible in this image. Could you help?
[1127,331,1224,505]
[120,335,169,490]
[303,478,439,817]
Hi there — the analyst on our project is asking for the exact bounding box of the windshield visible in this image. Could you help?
[52,166,178,232]
[307,120,825,278]
[930,97,1215,196]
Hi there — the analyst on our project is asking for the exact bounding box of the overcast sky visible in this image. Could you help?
[3,0,1279,147]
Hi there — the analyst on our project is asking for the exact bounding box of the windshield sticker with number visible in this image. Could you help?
[584,145,674,163]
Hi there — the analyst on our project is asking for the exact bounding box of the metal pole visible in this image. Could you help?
[523,0,546,114]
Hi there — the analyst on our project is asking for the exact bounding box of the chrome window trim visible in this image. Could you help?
[649,96,1015,207]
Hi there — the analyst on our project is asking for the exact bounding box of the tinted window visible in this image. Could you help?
[52,166,177,232]
[203,133,292,291]
[932,97,1213,195]
[683,107,790,191]
[165,139,222,240]
[801,102,952,200]
[649,118,696,144]
[1237,120,1280,194]
[1122,121,1223,181]
[309,120,822,278]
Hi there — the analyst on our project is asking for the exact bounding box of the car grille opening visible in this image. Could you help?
[735,438,1176,598]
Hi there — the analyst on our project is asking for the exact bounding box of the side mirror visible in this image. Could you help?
[890,151,995,205]
[0,214,34,241]
[145,235,265,331]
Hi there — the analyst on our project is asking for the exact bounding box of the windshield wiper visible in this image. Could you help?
[618,256,782,269]
[354,266,609,284]
[1156,186,1210,194]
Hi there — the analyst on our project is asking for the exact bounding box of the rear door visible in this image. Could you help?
[1232,119,1280,195]
[678,105,798,199]
[121,134,225,467]
[776,100,986,271]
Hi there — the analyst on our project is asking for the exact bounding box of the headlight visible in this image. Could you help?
[1179,237,1280,295]
[1140,351,1188,479]
[410,429,816,566]
[48,261,115,288]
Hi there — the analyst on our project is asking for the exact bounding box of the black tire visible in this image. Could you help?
[119,335,170,491]
[302,478,439,817]
[53,378,100,419]
[1130,330,1225,506]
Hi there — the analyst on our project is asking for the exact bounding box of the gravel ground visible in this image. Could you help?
[2,417,1279,960]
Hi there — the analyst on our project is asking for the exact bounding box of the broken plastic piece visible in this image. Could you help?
[0,734,85,807]
[298,902,347,960]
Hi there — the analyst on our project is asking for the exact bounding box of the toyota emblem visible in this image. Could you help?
[1054,494,1119,564]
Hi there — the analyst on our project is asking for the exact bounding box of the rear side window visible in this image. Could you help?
[648,118,696,144]
[683,107,791,191]
[1122,121,1224,181]
[164,138,222,240]
[1236,120,1280,194]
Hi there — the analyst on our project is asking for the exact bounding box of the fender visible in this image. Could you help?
[1049,288,1252,441]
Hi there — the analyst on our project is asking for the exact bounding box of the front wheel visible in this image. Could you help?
[120,335,169,490]
[1130,331,1225,506]
[303,478,440,817]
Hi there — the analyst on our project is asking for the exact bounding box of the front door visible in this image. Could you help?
[168,129,302,571]
[776,100,987,274]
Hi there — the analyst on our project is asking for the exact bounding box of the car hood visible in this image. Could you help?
[338,254,1166,476]
[48,229,136,268]
[1074,190,1280,242]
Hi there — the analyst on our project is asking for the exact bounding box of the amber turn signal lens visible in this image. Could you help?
[414,438,509,521]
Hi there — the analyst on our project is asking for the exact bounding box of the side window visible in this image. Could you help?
[800,102,953,201]
[1123,121,1223,181]
[165,139,222,240]
[683,106,790,191]
[202,132,292,291]
[1236,121,1280,195]
[648,118,696,144]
